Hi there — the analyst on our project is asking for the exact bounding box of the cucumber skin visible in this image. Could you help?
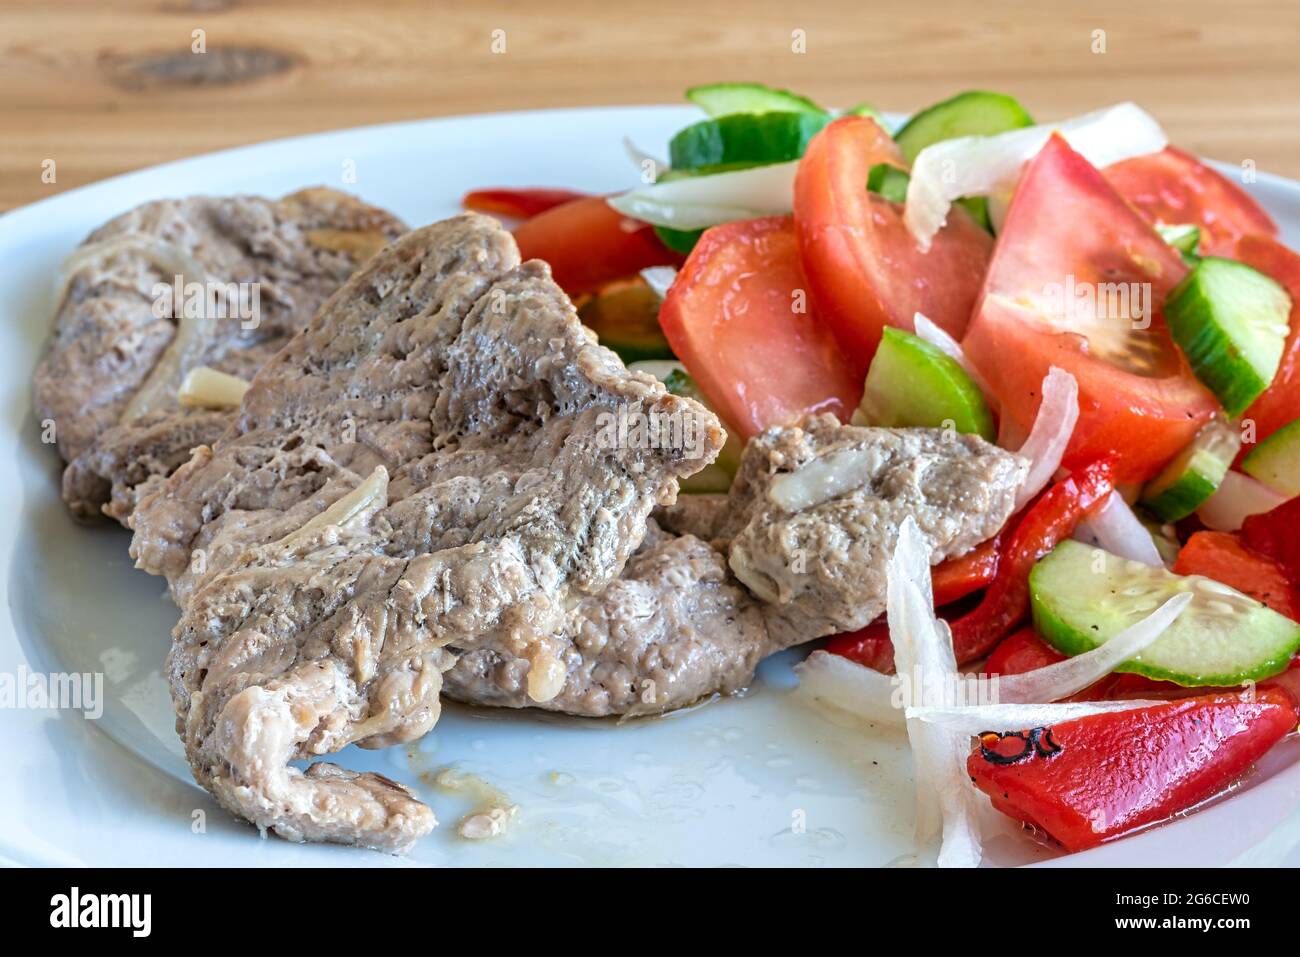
[1030,544,1300,686]
[860,327,996,440]
[669,112,829,171]
[654,225,703,255]
[1165,258,1288,418]
[1142,469,1220,523]
[1242,419,1300,496]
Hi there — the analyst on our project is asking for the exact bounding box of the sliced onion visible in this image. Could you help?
[1074,490,1163,566]
[906,698,1166,736]
[640,266,677,300]
[912,312,995,400]
[888,517,983,868]
[794,650,902,726]
[1197,471,1287,531]
[55,232,207,312]
[623,137,668,181]
[996,593,1191,703]
[1012,367,1078,510]
[904,102,1167,250]
[606,160,797,230]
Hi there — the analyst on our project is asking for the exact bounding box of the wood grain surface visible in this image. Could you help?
[2,0,1298,211]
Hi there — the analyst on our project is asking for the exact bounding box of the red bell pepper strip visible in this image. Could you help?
[1174,530,1300,622]
[949,457,1117,664]
[825,620,895,672]
[1241,496,1300,585]
[462,187,588,219]
[512,195,680,297]
[968,688,1298,852]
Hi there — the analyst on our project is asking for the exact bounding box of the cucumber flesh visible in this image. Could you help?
[853,326,995,440]
[686,82,826,118]
[867,163,910,203]
[1164,257,1292,417]
[1031,539,1300,686]
[628,360,741,493]
[669,112,830,172]
[1156,223,1202,261]
[1242,418,1300,496]
[1141,416,1241,522]
[579,284,674,365]
[893,90,1035,164]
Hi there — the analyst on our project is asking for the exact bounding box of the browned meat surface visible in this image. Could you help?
[128,214,723,850]
[33,187,405,521]
[720,415,1027,646]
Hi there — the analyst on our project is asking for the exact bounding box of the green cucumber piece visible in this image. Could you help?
[579,285,674,365]
[1156,223,1202,257]
[893,90,1035,164]
[686,82,826,118]
[841,103,883,124]
[654,225,703,255]
[628,360,741,493]
[853,327,995,440]
[1242,418,1300,496]
[669,111,829,171]
[866,163,910,203]
[1164,257,1292,417]
[1031,539,1300,686]
[1141,416,1241,522]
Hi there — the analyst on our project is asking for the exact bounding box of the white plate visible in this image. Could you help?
[3,106,1300,868]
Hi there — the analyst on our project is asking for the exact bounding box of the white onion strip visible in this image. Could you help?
[904,102,1167,249]
[912,312,995,400]
[1074,490,1163,566]
[639,266,677,300]
[1012,367,1079,510]
[906,698,1166,736]
[794,650,902,726]
[996,593,1190,703]
[1197,470,1287,532]
[607,160,797,230]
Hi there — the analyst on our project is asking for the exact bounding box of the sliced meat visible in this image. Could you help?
[129,214,724,850]
[721,414,1026,645]
[33,187,406,520]
[442,520,768,716]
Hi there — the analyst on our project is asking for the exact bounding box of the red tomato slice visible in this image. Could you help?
[793,115,993,381]
[659,215,860,439]
[463,187,588,219]
[1234,235,1300,451]
[1104,146,1278,257]
[969,689,1298,852]
[1174,531,1300,622]
[513,195,679,297]
[962,135,1218,482]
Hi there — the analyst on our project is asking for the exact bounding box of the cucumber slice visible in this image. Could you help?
[1242,418,1300,496]
[669,112,829,172]
[866,163,910,203]
[893,90,1035,164]
[579,284,674,365]
[1031,539,1300,686]
[1164,257,1292,417]
[628,360,741,493]
[654,225,703,255]
[686,82,826,118]
[853,327,995,440]
[1156,223,1202,260]
[1141,416,1241,522]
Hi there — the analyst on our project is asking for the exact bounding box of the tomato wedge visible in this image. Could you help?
[969,689,1298,852]
[658,215,860,438]
[1234,235,1300,452]
[1241,497,1300,584]
[793,115,993,381]
[1174,530,1300,622]
[962,135,1218,482]
[513,195,679,297]
[463,187,588,219]
[1104,146,1278,257]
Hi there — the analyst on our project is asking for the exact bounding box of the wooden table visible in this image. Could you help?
[3,0,1298,212]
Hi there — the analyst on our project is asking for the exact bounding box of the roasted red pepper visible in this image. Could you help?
[1174,530,1300,622]
[462,187,588,219]
[969,689,1298,852]
[512,195,680,297]
[825,620,895,672]
[949,457,1116,664]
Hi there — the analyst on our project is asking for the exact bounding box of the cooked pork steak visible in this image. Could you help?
[34,187,405,521]
[128,214,724,850]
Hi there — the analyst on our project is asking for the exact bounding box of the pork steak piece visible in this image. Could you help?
[34,187,406,522]
[128,214,723,851]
